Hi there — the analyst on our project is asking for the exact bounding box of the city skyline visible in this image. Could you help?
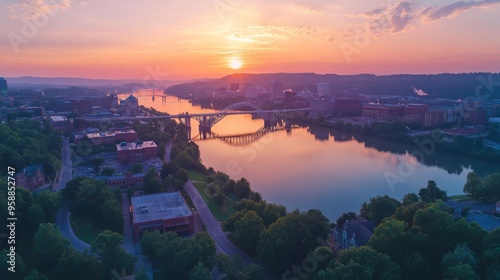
[1,0,500,80]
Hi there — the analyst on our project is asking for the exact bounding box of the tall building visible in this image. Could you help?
[0,78,7,96]
[272,80,283,100]
[317,82,330,96]
[118,94,139,116]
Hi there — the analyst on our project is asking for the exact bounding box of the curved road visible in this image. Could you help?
[55,137,91,251]
[184,180,253,263]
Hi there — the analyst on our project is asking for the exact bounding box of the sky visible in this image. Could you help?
[0,0,500,80]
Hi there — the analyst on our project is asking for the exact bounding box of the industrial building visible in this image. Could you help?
[131,192,194,242]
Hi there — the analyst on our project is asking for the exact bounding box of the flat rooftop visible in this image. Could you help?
[87,129,137,139]
[116,140,157,151]
[131,192,192,224]
[50,116,67,122]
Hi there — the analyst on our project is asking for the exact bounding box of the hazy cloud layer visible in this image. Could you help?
[358,0,500,37]
[420,0,500,22]
[7,0,72,19]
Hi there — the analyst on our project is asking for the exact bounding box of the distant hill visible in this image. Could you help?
[165,73,500,99]
[4,76,184,92]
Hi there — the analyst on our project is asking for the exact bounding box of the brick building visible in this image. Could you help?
[15,164,45,190]
[96,171,146,190]
[333,99,362,117]
[49,115,72,133]
[116,141,158,164]
[404,104,428,122]
[86,129,138,146]
[362,104,404,119]
[423,109,447,128]
[131,192,195,242]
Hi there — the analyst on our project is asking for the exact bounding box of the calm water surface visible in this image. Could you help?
[128,92,500,221]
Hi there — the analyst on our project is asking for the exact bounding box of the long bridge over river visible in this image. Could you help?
[81,102,310,138]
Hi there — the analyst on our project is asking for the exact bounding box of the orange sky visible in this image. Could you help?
[1,0,500,80]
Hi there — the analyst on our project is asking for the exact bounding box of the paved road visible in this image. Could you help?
[184,180,253,263]
[56,202,91,250]
[55,137,91,251]
[184,181,278,279]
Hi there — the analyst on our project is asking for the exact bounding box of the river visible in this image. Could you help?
[126,92,500,222]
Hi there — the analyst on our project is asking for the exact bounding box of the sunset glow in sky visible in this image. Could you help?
[1,0,500,80]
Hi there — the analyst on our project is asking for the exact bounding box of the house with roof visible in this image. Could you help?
[15,164,45,190]
[334,217,375,250]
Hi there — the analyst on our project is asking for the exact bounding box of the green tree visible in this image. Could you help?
[72,178,114,218]
[132,163,143,174]
[32,223,70,272]
[418,180,447,202]
[483,173,500,201]
[443,264,480,280]
[99,199,124,233]
[91,230,136,276]
[368,219,430,280]
[90,156,105,167]
[233,210,266,254]
[189,262,211,280]
[24,270,48,280]
[100,167,115,176]
[402,193,419,206]
[441,243,479,272]
[134,269,150,280]
[215,254,264,280]
[257,209,330,273]
[0,250,27,280]
[25,203,46,233]
[463,172,482,199]
[234,178,251,200]
[144,167,161,194]
[360,195,401,224]
[34,191,61,218]
[481,228,500,279]
[261,203,287,227]
[394,201,427,227]
[62,176,87,201]
[324,247,401,280]
[54,249,101,280]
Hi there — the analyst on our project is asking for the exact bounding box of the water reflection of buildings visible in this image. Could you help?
[307,126,330,141]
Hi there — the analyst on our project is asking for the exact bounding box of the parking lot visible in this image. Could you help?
[74,152,162,178]
[446,199,500,231]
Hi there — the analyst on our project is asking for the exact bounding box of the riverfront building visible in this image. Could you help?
[131,192,194,242]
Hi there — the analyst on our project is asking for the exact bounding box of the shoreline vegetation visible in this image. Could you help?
[288,115,500,165]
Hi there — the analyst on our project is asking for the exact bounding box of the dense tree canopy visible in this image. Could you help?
[90,230,136,276]
[360,195,401,225]
[418,180,447,202]
[141,231,216,280]
[257,209,330,273]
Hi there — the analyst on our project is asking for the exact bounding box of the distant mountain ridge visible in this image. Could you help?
[4,76,186,90]
[165,72,500,99]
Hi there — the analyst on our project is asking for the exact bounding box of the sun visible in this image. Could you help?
[229,58,243,70]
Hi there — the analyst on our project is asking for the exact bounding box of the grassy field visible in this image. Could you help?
[449,194,471,201]
[70,214,102,244]
[188,169,207,182]
[187,169,236,221]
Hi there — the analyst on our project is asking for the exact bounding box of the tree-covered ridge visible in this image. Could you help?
[0,119,62,175]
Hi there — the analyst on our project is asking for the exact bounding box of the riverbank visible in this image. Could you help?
[289,115,500,165]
